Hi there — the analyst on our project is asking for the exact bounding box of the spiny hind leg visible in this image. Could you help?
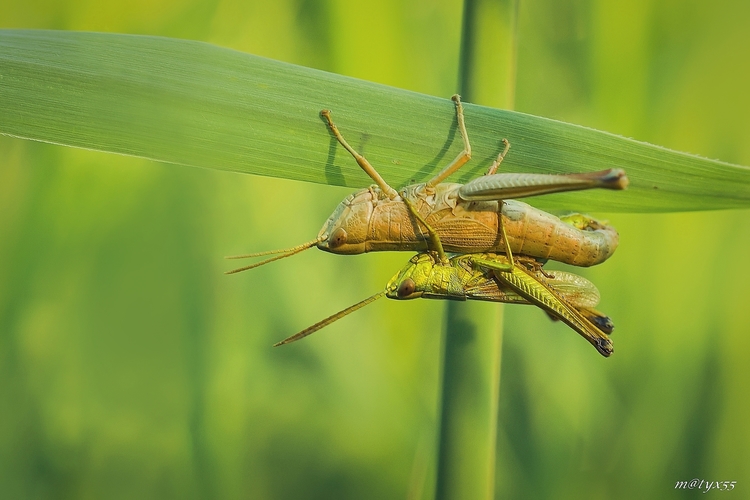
[320,109,399,199]
[425,94,472,188]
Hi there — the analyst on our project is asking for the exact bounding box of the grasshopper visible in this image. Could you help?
[388,252,614,335]
[273,252,614,357]
[226,95,628,274]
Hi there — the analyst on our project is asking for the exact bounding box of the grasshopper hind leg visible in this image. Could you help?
[473,256,614,357]
[544,308,615,335]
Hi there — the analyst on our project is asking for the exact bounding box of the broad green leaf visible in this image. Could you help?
[1,29,749,213]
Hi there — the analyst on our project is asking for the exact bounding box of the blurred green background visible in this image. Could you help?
[2,1,749,499]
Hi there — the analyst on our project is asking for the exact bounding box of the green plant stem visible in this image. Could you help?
[435,1,520,499]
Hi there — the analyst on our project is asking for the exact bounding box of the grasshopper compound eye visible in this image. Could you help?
[328,227,347,249]
[397,278,416,299]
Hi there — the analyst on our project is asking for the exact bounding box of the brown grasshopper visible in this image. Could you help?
[273,252,614,357]
[226,95,628,274]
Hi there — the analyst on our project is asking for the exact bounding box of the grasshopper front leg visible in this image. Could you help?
[321,109,399,200]
[401,196,449,264]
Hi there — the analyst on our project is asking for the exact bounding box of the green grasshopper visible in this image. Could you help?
[226,95,628,274]
[273,252,614,357]
[389,252,614,335]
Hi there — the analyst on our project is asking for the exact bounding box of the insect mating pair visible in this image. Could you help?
[228,95,628,357]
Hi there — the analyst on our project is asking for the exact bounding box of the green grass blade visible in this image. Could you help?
[1,29,749,213]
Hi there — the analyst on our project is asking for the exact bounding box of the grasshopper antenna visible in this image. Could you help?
[273,291,387,346]
[224,237,322,275]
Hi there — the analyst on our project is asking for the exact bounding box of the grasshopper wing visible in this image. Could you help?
[542,271,601,308]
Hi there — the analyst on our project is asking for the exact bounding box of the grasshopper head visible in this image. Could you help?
[385,253,438,300]
[316,187,378,254]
